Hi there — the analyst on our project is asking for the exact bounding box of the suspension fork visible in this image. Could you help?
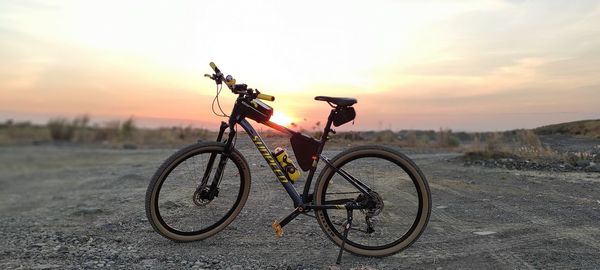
[198,121,229,190]
[213,119,239,196]
[197,121,237,201]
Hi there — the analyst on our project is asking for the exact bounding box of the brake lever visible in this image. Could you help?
[204,74,222,85]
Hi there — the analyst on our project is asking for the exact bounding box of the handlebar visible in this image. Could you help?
[206,62,275,102]
[209,62,221,74]
[256,93,275,101]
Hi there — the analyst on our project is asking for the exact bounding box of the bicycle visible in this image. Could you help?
[145,62,431,264]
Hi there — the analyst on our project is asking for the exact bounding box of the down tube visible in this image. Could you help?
[238,119,303,206]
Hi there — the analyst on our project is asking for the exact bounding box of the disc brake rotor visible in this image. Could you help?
[193,185,212,206]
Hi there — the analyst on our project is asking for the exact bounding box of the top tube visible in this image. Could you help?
[261,120,298,137]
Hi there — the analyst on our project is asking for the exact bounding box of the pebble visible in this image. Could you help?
[31,264,60,270]
[585,163,600,172]
[473,231,497,236]
[56,246,69,253]
[71,207,104,216]
[576,160,590,167]
[464,156,599,173]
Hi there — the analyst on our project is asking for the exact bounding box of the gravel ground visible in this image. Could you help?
[1,136,600,269]
[463,135,600,172]
[539,134,600,153]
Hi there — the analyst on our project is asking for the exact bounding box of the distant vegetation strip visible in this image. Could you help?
[535,119,600,137]
[1,115,598,165]
[0,115,214,147]
[0,115,470,148]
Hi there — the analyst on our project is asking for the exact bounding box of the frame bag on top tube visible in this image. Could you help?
[240,99,273,123]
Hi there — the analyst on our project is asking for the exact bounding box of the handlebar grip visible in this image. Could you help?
[209,62,221,73]
[256,93,275,101]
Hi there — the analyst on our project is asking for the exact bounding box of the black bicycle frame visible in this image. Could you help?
[207,94,373,211]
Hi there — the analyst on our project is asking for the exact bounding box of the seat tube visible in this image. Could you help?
[301,109,336,200]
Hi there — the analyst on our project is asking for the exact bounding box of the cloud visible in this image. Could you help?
[1,1,599,131]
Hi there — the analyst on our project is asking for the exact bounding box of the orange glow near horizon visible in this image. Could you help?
[1,1,600,131]
[270,111,294,127]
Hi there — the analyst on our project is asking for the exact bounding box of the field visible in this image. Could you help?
[1,134,600,269]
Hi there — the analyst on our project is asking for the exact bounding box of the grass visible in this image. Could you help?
[0,117,468,150]
[461,119,600,161]
[327,128,462,149]
[0,116,213,147]
[535,119,600,138]
[0,120,49,146]
[2,116,598,165]
[47,115,90,141]
[463,130,564,162]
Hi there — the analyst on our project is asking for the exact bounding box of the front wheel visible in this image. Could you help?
[145,142,251,242]
[314,145,431,257]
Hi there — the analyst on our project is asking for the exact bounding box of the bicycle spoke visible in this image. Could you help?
[331,220,371,234]
[320,154,423,249]
[154,147,244,234]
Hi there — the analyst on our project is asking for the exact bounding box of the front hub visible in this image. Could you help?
[193,186,218,206]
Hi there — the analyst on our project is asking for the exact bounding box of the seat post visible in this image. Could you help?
[319,108,337,145]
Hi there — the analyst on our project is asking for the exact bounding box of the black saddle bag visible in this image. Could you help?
[332,106,356,127]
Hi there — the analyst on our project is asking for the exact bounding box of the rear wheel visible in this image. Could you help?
[145,142,251,242]
[314,145,431,256]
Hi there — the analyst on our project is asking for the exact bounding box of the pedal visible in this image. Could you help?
[271,207,302,238]
[272,220,284,238]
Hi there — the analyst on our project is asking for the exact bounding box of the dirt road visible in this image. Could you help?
[1,138,599,269]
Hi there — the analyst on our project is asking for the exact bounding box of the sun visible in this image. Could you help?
[270,111,293,126]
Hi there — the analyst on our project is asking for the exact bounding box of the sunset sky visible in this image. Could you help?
[1,0,599,131]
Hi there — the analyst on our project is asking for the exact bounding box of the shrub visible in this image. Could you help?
[338,132,364,141]
[485,132,505,153]
[1,119,14,128]
[120,117,137,141]
[375,130,398,143]
[47,118,76,141]
[47,115,91,142]
[437,128,460,148]
[405,130,418,146]
[94,121,121,143]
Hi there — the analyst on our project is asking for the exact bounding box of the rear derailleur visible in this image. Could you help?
[336,192,384,265]
[356,192,384,234]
